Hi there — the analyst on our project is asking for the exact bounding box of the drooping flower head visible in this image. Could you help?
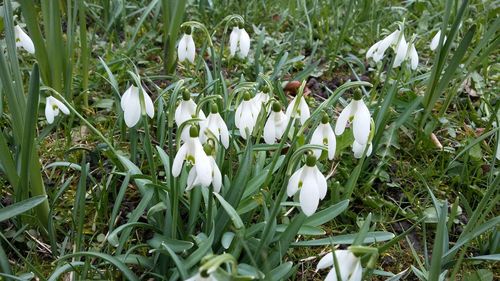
[120,85,155,128]
[178,30,196,63]
[14,25,35,54]
[200,103,230,149]
[186,142,222,193]
[229,26,250,58]
[172,126,213,188]
[316,249,362,281]
[310,113,336,160]
[366,26,418,70]
[45,96,69,124]
[287,154,327,216]
[263,102,289,144]
[235,92,260,139]
[430,30,447,51]
[175,91,206,141]
[286,95,310,125]
[335,91,371,145]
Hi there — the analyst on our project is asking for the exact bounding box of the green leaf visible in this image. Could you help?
[304,200,349,227]
[291,232,395,247]
[213,192,244,229]
[148,234,194,252]
[0,195,47,222]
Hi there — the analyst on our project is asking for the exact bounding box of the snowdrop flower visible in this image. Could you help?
[408,41,419,70]
[45,96,69,124]
[120,85,154,128]
[175,91,206,141]
[178,32,196,63]
[392,32,408,68]
[14,25,35,54]
[286,95,310,125]
[200,104,230,149]
[352,140,373,158]
[229,26,250,58]
[287,154,327,216]
[186,144,222,193]
[172,126,213,188]
[335,92,371,145]
[316,249,362,281]
[366,29,400,63]
[235,92,260,139]
[430,30,447,51]
[310,114,336,160]
[263,102,289,144]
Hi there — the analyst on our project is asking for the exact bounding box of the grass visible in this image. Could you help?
[0,0,499,280]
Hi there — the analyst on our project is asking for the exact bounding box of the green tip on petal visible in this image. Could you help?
[306,153,317,167]
[182,90,191,101]
[272,101,282,112]
[189,126,199,138]
[243,92,251,101]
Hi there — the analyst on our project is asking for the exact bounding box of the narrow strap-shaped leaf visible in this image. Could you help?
[0,195,47,222]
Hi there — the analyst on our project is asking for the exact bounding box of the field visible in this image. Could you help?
[0,0,499,280]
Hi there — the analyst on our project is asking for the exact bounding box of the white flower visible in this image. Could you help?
[229,26,250,58]
[45,96,69,124]
[316,250,362,281]
[175,92,206,141]
[287,155,327,216]
[408,41,419,70]
[352,140,373,159]
[430,30,447,51]
[172,127,213,188]
[186,155,222,193]
[252,91,270,107]
[263,102,289,144]
[366,29,399,63]
[335,97,371,145]
[178,33,196,63]
[185,272,216,281]
[120,85,154,128]
[286,95,310,125]
[310,115,336,160]
[200,104,229,149]
[14,25,35,54]
[392,32,408,68]
[235,93,260,139]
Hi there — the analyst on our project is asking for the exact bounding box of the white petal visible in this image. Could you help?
[186,34,196,63]
[352,100,370,145]
[263,115,276,144]
[238,28,250,58]
[210,157,222,193]
[186,168,197,191]
[120,86,134,111]
[349,260,363,281]
[313,166,327,200]
[229,27,239,57]
[366,142,373,157]
[409,43,419,70]
[335,101,353,136]
[352,141,372,158]
[324,269,339,281]
[299,98,310,124]
[51,97,70,115]
[194,142,212,187]
[393,33,408,68]
[234,102,243,128]
[285,97,297,119]
[178,35,188,62]
[142,89,155,118]
[172,143,188,177]
[430,30,441,51]
[373,30,400,62]
[316,253,334,270]
[45,99,55,124]
[299,179,320,216]
[366,41,380,60]
[217,115,230,149]
[175,100,197,126]
[123,88,141,128]
[287,167,303,196]
[14,25,35,54]
[310,125,324,159]
[326,125,336,160]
